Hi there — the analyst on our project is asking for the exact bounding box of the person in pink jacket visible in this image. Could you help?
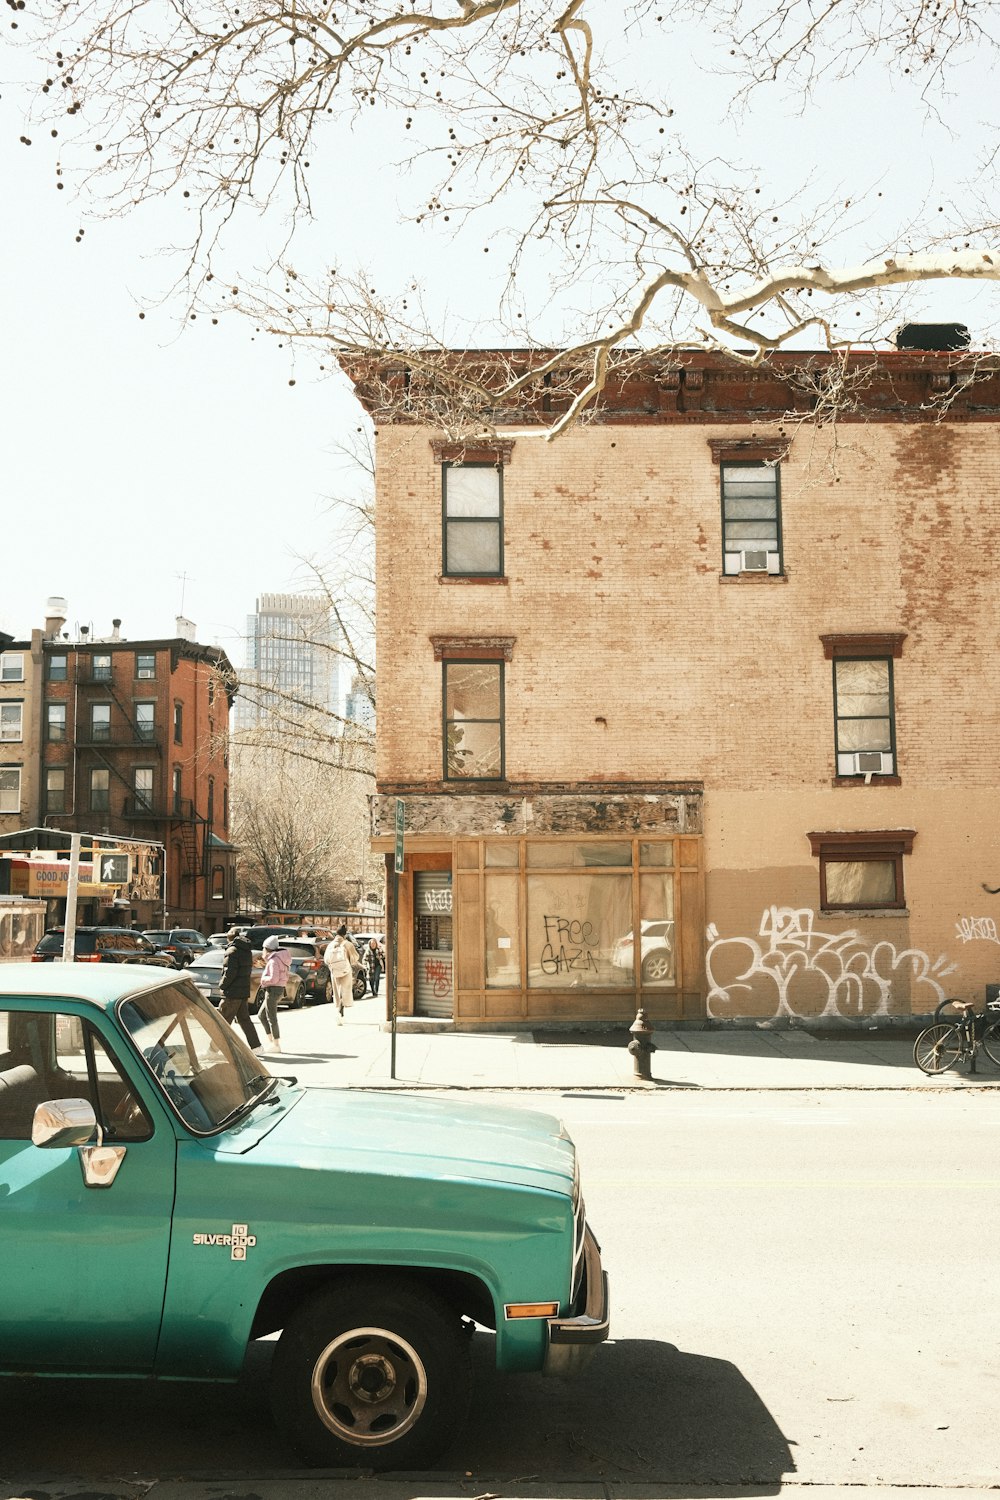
[259,935,291,1052]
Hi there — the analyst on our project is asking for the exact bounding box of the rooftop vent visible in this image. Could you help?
[44,596,67,640]
[894,322,970,352]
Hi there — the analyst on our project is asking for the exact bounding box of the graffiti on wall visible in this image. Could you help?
[422,956,453,998]
[706,906,958,1020]
[538,915,600,978]
[954,917,1000,946]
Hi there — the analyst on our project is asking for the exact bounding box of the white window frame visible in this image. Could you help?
[1,653,24,682]
[0,703,23,743]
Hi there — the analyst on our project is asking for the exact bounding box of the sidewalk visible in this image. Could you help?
[265,995,1000,1092]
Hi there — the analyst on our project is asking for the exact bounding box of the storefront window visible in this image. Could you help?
[526,872,633,989]
[640,842,674,867]
[485,876,520,988]
[526,841,631,868]
[485,841,519,868]
[635,874,676,985]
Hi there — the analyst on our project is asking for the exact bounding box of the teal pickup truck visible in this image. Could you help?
[0,964,608,1469]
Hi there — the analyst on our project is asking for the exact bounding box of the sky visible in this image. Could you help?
[3,3,998,672]
[1,118,369,670]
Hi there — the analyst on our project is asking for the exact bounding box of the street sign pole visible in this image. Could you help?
[62,832,81,963]
[390,799,404,1081]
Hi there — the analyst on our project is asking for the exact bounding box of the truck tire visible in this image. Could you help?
[270,1276,471,1470]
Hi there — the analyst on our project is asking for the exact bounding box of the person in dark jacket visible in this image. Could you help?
[219,928,262,1052]
[365,936,385,997]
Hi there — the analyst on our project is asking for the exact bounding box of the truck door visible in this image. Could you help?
[0,1005,176,1372]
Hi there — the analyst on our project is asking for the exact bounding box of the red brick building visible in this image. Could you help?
[39,604,237,932]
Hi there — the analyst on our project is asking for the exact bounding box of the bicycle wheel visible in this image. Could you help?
[980,1020,1000,1068]
[913,1023,963,1075]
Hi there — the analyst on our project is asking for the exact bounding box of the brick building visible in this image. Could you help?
[345,343,1000,1029]
[29,602,238,932]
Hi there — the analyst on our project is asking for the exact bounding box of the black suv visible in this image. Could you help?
[32,928,177,966]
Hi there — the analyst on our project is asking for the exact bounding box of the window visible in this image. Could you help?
[91,703,111,742]
[90,767,110,813]
[134,767,154,811]
[833,658,895,777]
[208,677,215,706]
[0,653,24,682]
[207,776,215,828]
[173,702,183,744]
[45,767,66,814]
[223,785,229,832]
[0,1011,151,1142]
[444,661,504,780]
[0,703,22,742]
[721,462,782,575]
[46,702,66,742]
[92,653,112,681]
[172,766,182,813]
[136,652,156,680]
[822,633,905,780]
[212,865,225,902]
[0,767,20,813]
[135,702,155,741]
[442,463,503,577]
[47,653,67,681]
[808,830,915,912]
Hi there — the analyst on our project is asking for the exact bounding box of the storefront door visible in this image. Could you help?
[414,871,454,1018]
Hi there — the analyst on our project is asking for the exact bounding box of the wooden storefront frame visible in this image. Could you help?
[381,833,705,1027]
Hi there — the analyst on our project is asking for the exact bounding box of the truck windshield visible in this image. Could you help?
[118,981,267,1134]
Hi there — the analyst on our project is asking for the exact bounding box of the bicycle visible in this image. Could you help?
[913,996,1000,1075]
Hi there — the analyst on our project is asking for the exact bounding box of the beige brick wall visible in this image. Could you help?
[375,418,1000,1016]
[377,420,1000,785]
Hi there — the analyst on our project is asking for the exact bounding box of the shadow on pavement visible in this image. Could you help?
[0,1337,793,1492]
[463,1335,794,1490]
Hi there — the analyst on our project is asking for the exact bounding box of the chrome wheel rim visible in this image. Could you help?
[310,1326,428,1447]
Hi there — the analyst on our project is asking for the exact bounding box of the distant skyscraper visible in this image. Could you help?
[237,593,342,731]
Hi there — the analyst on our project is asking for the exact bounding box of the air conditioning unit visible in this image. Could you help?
[724,550,781,575]
[837,750,894,777]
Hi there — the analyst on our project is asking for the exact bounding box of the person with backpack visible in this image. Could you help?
[324,925,360,1022]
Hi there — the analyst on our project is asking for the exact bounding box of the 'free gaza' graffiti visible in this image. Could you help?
[539,915,599,976]
[706,906,958,1020]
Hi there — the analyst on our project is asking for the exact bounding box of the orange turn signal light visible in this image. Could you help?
[503,1301,560,1320]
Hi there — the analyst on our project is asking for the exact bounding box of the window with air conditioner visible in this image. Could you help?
[833,657,896,778]
[721,462,782,576]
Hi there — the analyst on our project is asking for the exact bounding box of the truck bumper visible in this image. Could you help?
[543,1225,610,1377]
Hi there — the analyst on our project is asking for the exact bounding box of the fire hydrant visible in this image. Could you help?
[628,1006,656,1081]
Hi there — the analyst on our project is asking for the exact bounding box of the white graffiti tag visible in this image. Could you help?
[705,906,958,1021]
[955,917,1000,946]
[423,887,453,913]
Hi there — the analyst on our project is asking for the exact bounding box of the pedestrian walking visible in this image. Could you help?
[324,925,360,1022]
[365,936,385,997]
[258,934,290,1053]
[219,926,262,1053]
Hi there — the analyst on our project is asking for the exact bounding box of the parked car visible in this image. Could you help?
[185,948,304,1010]
[142,931,195,967]
[32,928,176,967]
[610,919,675,983]
[0,962,608,1468]
[164,927,211,957]
[205,932,230,950]
[276,939,332,1006]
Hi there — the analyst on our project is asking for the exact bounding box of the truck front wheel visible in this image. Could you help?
[270,1277,471,1469]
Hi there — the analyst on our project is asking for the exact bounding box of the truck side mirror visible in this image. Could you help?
[32,1097,98,1150]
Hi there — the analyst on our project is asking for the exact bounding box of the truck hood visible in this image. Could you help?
[216,1084,576,1197]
